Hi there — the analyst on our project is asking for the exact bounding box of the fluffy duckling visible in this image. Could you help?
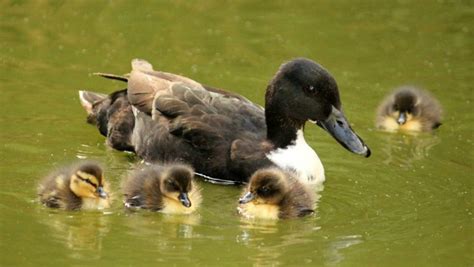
[122,164,201,214]
[238,167,315,220]
[38,162,111,210]
[376,86,442,132]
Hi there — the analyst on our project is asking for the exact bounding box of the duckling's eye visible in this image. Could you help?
[166,180,180,191]
[257,186,271,196]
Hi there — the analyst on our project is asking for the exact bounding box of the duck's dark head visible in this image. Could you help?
[265,58,370,157]
[391,88,419,125]
[239,168,289,205]
[79,89,135,152]
[160,165,195,208]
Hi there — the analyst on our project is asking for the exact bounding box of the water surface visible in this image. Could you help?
[0,1,472,266]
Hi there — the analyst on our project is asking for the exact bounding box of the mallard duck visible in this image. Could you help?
[376,86,442,132]
[238,167,315,219]
[79,58,370,185]
[122,164,201,214]
[38,162,111,210]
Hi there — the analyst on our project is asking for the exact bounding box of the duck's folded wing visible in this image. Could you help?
[228,139,274,178]
[127,59,264,117]
[155,83,266,151]
[127,59,209,115]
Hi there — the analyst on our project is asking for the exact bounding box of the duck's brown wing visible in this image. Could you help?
[127,59,262,117]
[157,83,266,149]
[127,59,205,115]
[126,59,271,182]
[127,59,266,148]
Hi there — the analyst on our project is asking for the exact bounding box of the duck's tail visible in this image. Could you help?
[93,72,128,82]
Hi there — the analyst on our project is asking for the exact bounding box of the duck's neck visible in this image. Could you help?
[265,106,304,148]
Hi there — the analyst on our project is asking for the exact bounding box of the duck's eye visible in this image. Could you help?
[303,85,316,95]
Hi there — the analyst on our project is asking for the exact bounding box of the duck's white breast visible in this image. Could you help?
[266,130,325,184]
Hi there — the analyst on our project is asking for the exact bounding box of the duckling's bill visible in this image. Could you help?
[96,186,108,199]
[397,112,407,125]
[178,192,191,207]
[239,192,255,204]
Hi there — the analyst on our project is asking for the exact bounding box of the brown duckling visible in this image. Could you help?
[238,167,315,219]
[376,86,442,132]
[122,164,201,214]
[38,162,111,210]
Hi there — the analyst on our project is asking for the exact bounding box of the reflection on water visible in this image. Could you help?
[123,211,201,239]
[237,220,321,266]
[324,235,364,266]
[37,211,111,260]
[121,211,201,262]
[237,222,364,266]
[1,0,472,266]
[378,132,441,168]
[236,187,324,266]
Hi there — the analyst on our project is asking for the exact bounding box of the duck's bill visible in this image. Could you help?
[239,192,255,204]
[315,106,371,158]
[178,192,192,208]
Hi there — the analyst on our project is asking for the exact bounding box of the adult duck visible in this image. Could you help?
[79,58,370,184]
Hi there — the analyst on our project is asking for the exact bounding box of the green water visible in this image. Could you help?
[1,1,472,266]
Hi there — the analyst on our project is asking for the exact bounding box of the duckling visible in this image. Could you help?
[238,167,315,220]
[376,86,442,132]
[38,162,111,210]
[122,164,201,214]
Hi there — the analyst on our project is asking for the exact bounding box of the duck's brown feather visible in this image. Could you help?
[125,61,270,182]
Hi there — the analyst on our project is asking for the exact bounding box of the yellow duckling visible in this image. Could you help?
[38,162,111,210]
[376,86,442,132]
[122,164,201,214]
[238,167,315,220]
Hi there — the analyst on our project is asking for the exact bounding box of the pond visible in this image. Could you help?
[0,1,472,266]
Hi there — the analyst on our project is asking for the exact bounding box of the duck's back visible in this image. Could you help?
[128,60,271,182]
